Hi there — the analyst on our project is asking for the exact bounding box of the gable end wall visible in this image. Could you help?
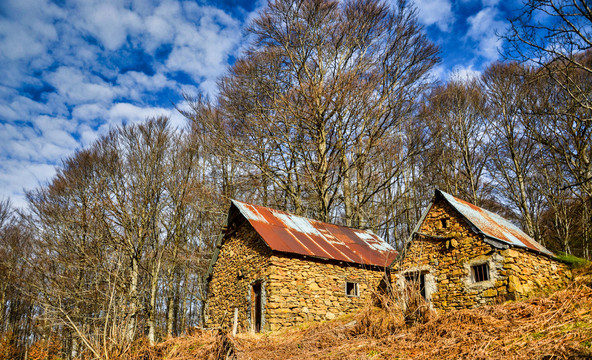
[206,222,273,331]
[395,199,498,310]
[394,198,570,311]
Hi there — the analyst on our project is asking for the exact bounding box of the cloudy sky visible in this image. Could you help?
[0,0,519,207]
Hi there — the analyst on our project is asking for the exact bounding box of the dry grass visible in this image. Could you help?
[129,329,234,360]
[129,275,592,360]
[232,285,592,360]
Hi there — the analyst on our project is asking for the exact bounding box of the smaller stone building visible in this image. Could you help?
[205,200,397,333]
[393,189,569,311]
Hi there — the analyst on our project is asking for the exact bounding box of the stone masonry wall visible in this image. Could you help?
[206,222,273,331]
[500,247,570,300]
[394,198,570,311]
[207,221,387,333]
[264,254,385,331]
[394,199,502,310]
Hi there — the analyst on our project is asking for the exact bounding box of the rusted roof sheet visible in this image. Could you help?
[231,200,397,267]
[437,190,554,256]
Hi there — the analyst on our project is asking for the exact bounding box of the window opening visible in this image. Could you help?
[404,272,426,299]
[345,281,359,297]
[472,263,490,283]
[440,218,448,228]
[251,281,262,333]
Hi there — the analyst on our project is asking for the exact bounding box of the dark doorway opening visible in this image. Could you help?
[251,281,262,333]
[404,272,426,299]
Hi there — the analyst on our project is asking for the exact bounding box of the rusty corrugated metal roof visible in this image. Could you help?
[437,190,554,256]
[231,200,397,267]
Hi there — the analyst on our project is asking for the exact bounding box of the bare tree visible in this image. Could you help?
[0,198,35,359]
[521,59,592,258]
[187,0,438,232]
[483,62,543,240]
[23,116,220,358]
[26,148,124,359]
[506,0,592,116]
[420,77,491,205]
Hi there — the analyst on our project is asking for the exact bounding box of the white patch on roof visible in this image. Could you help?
[317,228,345,245]
[355,231,375,240]
[502,231,524,247]
[354,230,394,252]
[274,212,323,237]
[488,211,524,233]
[440,192,525,247]
[365,240,395,253]
[233,201,269,224]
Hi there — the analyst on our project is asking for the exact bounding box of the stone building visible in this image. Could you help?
[205,200,398,333]
[393,189,570,311]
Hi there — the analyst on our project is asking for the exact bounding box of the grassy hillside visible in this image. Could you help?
[133,267,592,360]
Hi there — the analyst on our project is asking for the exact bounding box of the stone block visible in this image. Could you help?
[451,269,464,276]
[507,275,523,293]
[482,289,498,297]
[503,263,520,273]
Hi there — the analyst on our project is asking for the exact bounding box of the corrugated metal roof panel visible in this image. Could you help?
[438,190,554,257]
[231,200,397,267]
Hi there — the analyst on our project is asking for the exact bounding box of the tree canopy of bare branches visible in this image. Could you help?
[186,0,438,235]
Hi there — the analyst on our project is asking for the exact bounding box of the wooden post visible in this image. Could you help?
[232,308,238,336]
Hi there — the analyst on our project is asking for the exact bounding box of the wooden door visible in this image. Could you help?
[251,282,262,333]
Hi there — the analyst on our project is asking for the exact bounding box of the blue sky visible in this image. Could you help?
[0,0,517,207]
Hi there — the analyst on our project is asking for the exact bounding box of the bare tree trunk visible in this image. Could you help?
[339,128,353,226]
[316,125,330,222]
[165,268,176,337]
[147,258,161,345]
[126,255,139,342]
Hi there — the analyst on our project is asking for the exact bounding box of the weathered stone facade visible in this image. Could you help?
[205,223,272,332]
[206,222,386,332]
[264,253,385,330]
[393,198,570,311]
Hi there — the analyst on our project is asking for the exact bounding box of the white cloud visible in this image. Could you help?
[116,72,176,101]
[466,7,508,62]
[142,1,180,51]
[0,159,56,208]
[0,89,46,122]
[75,103,188,145]
[0,0,62,61]
[0,0,252,206]
[413,0,454,31]
[74,1,143,51]
[107,103,178,126]
[428,64,447,81]
[164,7,241,82]
[45,67,117,105]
